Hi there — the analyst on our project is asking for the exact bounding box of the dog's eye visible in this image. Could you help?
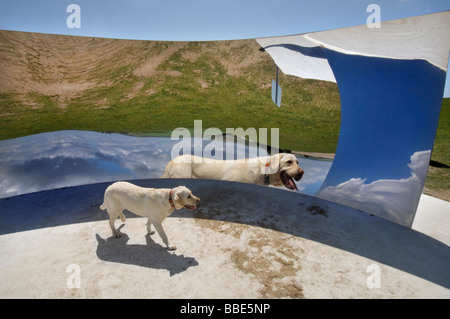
[187,194,191,198]
[287,160,292,165]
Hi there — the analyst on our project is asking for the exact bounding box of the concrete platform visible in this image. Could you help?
[0,179,448,298]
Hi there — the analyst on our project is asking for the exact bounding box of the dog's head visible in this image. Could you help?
[264,153,304,191]
[171,186,200,210]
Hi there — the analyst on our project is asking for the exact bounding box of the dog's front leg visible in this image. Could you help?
[153,222,176,251]
[146,218,155,235]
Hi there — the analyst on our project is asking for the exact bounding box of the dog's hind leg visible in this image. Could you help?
[119,211,126,222]
[108,209,123,238]
[153,222,176,251]
[146,218,155,235]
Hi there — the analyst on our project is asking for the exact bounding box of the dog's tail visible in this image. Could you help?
[161,159,173,178]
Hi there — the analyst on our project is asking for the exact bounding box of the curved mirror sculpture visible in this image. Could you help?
[258,12,450,226]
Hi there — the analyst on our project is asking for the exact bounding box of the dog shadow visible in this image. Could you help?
[95,227,198,276]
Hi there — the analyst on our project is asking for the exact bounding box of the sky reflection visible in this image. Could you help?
[0,130,331,198]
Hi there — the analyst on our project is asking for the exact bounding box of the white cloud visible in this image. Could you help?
[0,131,174,198]
[295,158,332,195]
[317,150,431,227]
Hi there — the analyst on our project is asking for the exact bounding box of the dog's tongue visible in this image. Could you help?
[288,177,298,191]
[185,204,197,210]
[281,171,298,191]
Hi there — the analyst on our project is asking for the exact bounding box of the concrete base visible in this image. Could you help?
[0,179,448,298]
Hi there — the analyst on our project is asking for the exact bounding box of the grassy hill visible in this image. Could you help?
[0,30,448,200]
[424,98,450,200]
[0,30,340,153]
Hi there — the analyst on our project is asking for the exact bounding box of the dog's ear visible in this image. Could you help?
[172,189,184,210]
[258,153,283,175]
[269,153,283,174]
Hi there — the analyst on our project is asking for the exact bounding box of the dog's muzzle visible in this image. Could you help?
[185,197,200,210]
[295,168,304,181]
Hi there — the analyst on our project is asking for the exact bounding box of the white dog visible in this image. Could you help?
[100,182,200,250]
[162,153,304,191]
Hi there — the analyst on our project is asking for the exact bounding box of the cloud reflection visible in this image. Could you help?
[0,130,331,198]
[317,150,430,226]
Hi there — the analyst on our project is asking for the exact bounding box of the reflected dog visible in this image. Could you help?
[162,153,304,191]
[100,181,200,251]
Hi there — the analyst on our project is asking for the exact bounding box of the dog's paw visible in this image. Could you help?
[147,230,156,235]
[167,245,177,251]
[114,232,123,238]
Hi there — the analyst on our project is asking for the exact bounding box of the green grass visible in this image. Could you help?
[424,98,450,199]
[0,47,341,153]
[431,98,450,165]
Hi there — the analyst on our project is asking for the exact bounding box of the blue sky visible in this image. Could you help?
[320,51,444,184]
[0,0,449,96]
[1,0,448,40]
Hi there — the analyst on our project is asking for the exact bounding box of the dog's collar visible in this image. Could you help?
[168,190,175,208]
